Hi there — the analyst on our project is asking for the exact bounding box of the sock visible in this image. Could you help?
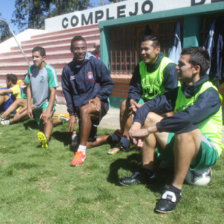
[77,145,86,154]
[120,136,130,148]
[169,185,182,197]
[110,133,119,142]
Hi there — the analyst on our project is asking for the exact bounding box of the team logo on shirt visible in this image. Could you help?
[40,76,44,83]
[70,75,75,80]
[87,72,93,79]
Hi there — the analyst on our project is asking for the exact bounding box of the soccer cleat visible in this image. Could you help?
[37,131,48,149]
[107,147,120,155]
[155,190,181,213]
[119,169,156,186]
[1,120,10,125]
[70,151,86,166]
[59,115,70,122]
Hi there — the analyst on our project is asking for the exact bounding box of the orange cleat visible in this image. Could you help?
[70,151,86,166]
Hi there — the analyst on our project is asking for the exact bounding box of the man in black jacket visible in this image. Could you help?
[61,36,113,166]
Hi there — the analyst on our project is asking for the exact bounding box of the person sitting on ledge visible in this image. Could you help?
[123,47,223,213]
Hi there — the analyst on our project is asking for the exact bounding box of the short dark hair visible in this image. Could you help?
[181,47,210,76]
[142,35,160,48]
[70,36,86,51]
[32,46,46,57]
[6,74,17,84]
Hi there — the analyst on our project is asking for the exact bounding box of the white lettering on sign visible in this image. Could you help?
[45,0,223,31]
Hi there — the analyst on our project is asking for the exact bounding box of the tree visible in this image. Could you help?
[11,0,90,31]
[0,13,12,42]
[108,0,126,2]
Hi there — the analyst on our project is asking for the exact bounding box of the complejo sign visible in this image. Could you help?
[45,0,223,31]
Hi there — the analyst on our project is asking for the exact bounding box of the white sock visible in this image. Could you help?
[77,145,86,154]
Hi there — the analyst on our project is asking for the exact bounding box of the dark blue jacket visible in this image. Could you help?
[62,53,114,115]
[128,52,178,102]
[134,75,221,134]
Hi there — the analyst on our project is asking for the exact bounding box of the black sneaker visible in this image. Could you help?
[155,190,181,213]
[119,169,156,186]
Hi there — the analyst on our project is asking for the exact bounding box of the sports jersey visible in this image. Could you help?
[10,84,21,100]
[25,63,58,108]
[139,57,174,100]
[128,52,178,102]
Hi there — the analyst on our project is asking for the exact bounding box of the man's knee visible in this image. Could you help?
[121,99,132,115]
[80,103,98,119]
[120,99,128,111]
[80,104,91,115]
[175,130,201,143]
[175,132,190,143]
[144,112,162,127]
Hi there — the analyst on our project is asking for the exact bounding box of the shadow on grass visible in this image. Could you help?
[52,131,71,147]
[107,152,142,185]
[107,151,174,193]
[23,119,38,130]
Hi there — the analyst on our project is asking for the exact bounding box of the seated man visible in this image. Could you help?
[0,98,30,125]
[61,35,113,166]
[0,74,22,113]
[106,35,178,153]
[124,47,223,213]
[0,82,29,125]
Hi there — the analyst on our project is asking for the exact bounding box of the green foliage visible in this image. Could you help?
[0,13,12,42]
[11,0,90,31]
[0,120,224,223]
[108,0,126,3]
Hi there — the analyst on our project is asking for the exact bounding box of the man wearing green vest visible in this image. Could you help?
[123,47,223,213]
[107,35,178,154]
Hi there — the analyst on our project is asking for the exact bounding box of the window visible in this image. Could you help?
[109,19,183,75]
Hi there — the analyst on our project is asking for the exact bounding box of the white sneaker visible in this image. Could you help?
[59,115,70,122]
[1,120,10,125]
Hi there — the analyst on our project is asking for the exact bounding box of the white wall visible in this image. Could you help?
[0,29,47,53]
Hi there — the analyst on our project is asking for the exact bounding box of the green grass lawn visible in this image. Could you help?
[0,120,224,224]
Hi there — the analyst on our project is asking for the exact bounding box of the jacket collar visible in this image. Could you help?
[72,52,94,68]
[145,52,164,72]
[181,75,209,98]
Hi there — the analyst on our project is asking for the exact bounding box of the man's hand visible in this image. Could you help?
[129,99,143,113]
[132,137,144,148]
[89,96,101,111]
[27,106,33,118]
[40,109,52,124]
[68,115,77,132]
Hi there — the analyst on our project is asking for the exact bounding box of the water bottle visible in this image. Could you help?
[71,131,77,141]
[71,130,79,150]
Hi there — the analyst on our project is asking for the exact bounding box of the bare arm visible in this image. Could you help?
[129,121,158,147]
[0,88,13,95]
[26,84,33,118]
